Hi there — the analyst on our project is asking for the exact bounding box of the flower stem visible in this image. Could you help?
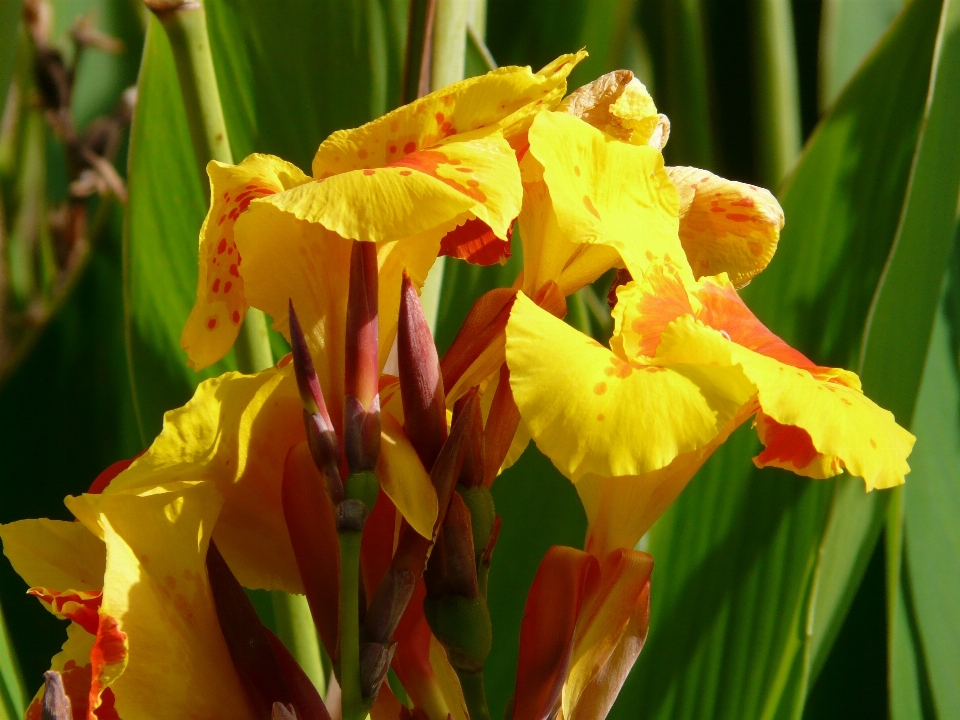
[149,0,273,374]
[456,668,492,720]
[338,528,364,720]
[271,592,327,697]
[751,0,802,188]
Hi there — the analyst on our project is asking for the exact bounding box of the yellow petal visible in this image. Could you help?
[269,129,521,246]
[0,519,104,590]
[667,166,783,287]
[429,633,468,720]
[181,154,311,369]
[576,406,751,558]
[559,70,668,148]
[505,293,739,481]
[657,315,915,490]
[88,365,305,592]
[73,481,258,720]
[528,111,686,282]
[312,52,586,178]
[378,412,438,539]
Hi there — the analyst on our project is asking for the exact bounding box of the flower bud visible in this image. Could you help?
[399,271,447,470]
[359,641,397,700]
[42,671,71,720]
[344,241,381,473]
[289,301,344,503]
[424,492,478,600]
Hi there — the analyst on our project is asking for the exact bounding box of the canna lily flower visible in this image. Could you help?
[505,250,915,561]
[181,52,586,377]
[1,480,306,720]
[441,70,783,430]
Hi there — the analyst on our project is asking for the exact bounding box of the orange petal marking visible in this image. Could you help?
[440,218,513,266]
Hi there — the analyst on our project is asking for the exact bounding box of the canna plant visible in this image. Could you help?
[0,31,915,719]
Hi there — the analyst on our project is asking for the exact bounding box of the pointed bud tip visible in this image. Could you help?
[289,301,332,428]
[42,671,72,720]
[399,271,446,470]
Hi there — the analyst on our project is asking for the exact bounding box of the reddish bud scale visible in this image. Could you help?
[483,363,521,487]
[282,443,341,661]
[289,301,334,428]
[206,542,295,717]
[266,631,332,720]
[424,492,478,599]
[345,241,380,412]
[399,272,447,470]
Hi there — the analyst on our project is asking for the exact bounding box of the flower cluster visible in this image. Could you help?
[1,55,913,720]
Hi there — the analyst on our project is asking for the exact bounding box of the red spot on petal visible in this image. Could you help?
[726,213,753,222]
[583,195,601,220]
[217,238,227,254]
[358,148,369,159]
[229,264,239,277]
[456,167,473,173]
[574,165,581,177]
[389,145,397,153]
[218,214,227,225]
[597,413,605,421]
[467,179,480,188]
[435,112,445,124]
[593,382,607,395]
[710,206,726,213]
[224,281,232,294]
[404,141,416,154]
[212,278,220,292]
[400,170,412,176]
[207,317,218,329]
[232,310,241,323]
[364,169,376,176]
[731,197,756,208]
[227,246,234,254]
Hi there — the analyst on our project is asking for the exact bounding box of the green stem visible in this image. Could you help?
[338,529,364,720]
[153,1,232,173]
[151,1,274,373]
[751,0,802,188]
[456,668,491,720]
[272,592,327,698]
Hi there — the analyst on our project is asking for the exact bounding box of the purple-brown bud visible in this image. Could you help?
[399,272,447,471]
[289,301,344,502]
[344,241,381,473]
[42,671,71,720]
[424,491,478,599]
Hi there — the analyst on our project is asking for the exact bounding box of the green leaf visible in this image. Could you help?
[610,0,942,717]
[0,597,25,720]
[812,0,960,706]
[124,0,408,439]
[819,0,906,110]
[0,0,22,107]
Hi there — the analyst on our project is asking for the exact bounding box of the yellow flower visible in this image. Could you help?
[1,482,261,719]
[441,70,783,427]
[181,53,586,373]
[507,261,915,558]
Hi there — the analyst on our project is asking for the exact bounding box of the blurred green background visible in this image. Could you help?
[2,0,959,718]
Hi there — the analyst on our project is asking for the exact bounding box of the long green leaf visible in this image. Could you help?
[811,0,960,705]
[610,0,942,717]
[0,598,24,720]
[897,255,960,717]
[819,0,906,110]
